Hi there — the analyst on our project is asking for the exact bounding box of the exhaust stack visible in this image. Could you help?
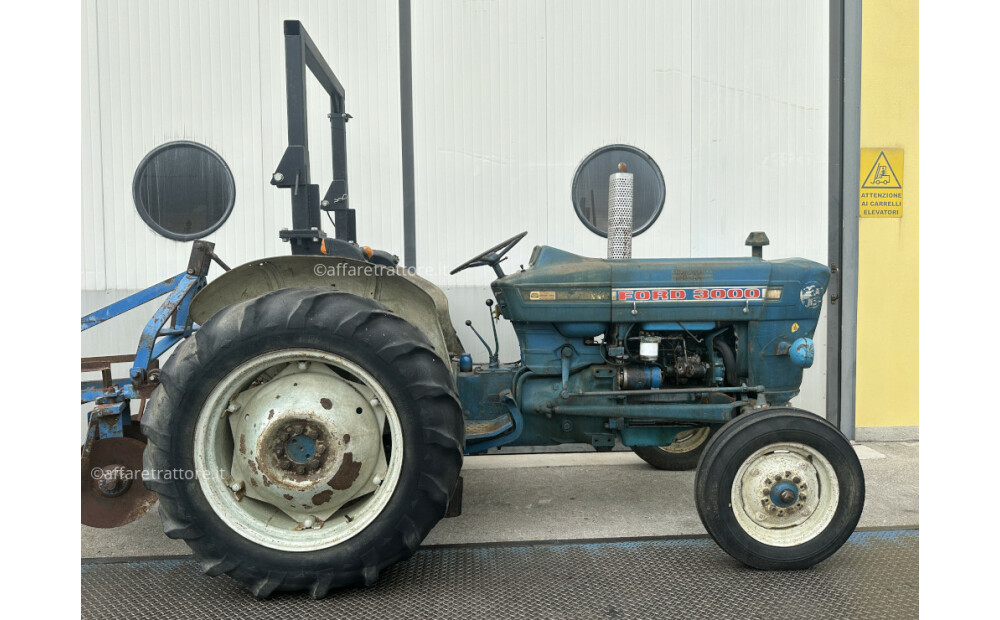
[607,162,633,260]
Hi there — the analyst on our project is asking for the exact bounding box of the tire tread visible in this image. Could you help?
[141,289,464,597]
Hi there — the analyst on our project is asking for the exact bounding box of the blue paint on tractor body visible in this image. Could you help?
[640,321,716,331]
[789,337,815,368]
[456,244,830,454]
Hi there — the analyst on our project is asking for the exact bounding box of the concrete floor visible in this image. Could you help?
[81,440,918,559]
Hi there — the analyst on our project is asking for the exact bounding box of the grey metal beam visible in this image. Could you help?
[399,0,417,268]
[839,0,862,439]
[827,0,861,439]
[827,0,844,432]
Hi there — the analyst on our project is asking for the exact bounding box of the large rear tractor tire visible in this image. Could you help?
[631,426,715,471]
[694,408,864,570]
[141,289,464,598]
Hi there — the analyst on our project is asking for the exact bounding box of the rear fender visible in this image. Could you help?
[189,256,463,362]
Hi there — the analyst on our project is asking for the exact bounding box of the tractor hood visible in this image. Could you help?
[493,245,830,325]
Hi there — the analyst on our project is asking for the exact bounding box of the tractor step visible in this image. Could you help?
[465,414,514,441]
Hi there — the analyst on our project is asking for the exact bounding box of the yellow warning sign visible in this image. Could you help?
[859,148,903,218]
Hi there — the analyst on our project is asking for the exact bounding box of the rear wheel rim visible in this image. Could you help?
[730,441,839,547]
[194,349,403,552]
[661,427,711,454]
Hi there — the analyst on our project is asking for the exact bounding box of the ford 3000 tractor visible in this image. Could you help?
[80,21,864,598]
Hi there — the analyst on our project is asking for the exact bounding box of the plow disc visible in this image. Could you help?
[81,437,157,528]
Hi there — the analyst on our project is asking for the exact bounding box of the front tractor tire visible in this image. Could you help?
[141,289,464,598]
[694,408,864,570]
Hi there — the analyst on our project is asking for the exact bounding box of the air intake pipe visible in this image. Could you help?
[607,162,633,259]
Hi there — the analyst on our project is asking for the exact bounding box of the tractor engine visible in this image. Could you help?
[618,332,719,390]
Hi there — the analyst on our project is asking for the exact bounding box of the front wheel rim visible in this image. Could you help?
[193,349,404,552]
[730,442,839,547]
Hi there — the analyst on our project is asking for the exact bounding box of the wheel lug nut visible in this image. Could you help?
[227,402,240,413]
[230,481,243,492]
[303,516,316,528]
[370,398,379,407]
[295,465,306,475]
[305,428,319,439]
[298,361,308,371]
[793,476,801,483]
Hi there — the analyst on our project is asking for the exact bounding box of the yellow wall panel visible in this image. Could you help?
[856,0,919,426]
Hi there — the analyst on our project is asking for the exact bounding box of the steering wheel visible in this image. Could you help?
[450,231,528,276]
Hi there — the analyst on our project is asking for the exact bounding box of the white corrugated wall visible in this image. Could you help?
[82,0,829,413]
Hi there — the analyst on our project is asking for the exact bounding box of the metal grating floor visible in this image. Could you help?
[82,529,917,619]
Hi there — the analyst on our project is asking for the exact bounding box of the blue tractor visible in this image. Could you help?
[81,21,864,598]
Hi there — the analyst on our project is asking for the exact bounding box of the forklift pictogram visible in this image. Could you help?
[872,163,890,184]
[861,151,902,189]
